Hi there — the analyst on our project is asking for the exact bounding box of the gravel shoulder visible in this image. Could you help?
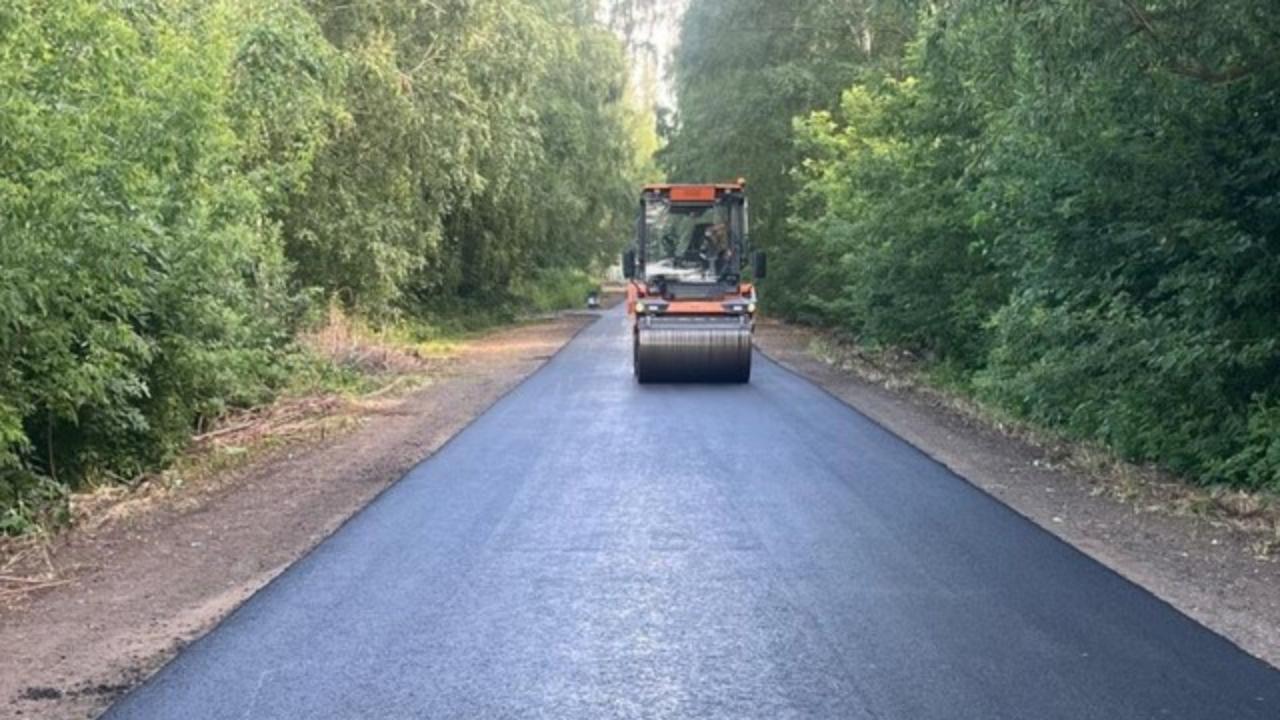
[754,319,1280,670]
[0,313,595,720]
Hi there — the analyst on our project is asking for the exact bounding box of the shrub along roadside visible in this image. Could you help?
[782,3,1280,492]
[0,0,648,532]
[665,0,1280,493]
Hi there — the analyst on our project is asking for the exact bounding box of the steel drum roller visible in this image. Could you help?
[635,316,752,383]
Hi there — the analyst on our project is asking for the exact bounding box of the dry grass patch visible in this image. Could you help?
[0,307,452,595]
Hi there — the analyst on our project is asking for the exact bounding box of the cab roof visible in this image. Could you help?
[642,181,745,203]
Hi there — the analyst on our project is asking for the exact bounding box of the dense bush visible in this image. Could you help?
[668,0,1280,490]
[512,267,599,314]
[962,2,1280,487]
[0,0,647,530]
[0,1,305,529]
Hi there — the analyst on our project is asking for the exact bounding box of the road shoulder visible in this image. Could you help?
[0,313,595,720]
[754,319,1280,669]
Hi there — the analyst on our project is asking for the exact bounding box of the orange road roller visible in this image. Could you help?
[622,180,766,383]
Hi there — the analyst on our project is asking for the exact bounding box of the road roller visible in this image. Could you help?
[622,180,766,383]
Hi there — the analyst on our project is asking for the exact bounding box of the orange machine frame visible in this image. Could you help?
[628,181,755,317]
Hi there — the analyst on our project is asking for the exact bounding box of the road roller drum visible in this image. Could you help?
[635,316,752,383]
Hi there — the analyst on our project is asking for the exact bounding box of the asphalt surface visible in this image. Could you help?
[105,308,1280,719]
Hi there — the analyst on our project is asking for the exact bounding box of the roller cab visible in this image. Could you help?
[622,181,765,383]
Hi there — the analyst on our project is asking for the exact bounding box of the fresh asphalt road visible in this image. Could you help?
[106,307,1280,719]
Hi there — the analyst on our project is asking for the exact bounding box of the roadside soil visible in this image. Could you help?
[755,319,1280,669]
[0,313,595,720]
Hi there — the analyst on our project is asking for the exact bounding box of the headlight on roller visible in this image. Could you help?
[635,301,646,313]
[747,302,757,314]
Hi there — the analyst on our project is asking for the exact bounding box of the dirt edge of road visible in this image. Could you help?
[754,319,1280,670]
[0,313,597,720]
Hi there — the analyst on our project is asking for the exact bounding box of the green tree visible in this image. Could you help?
[0,0,323,527]
[663,0,918,300]
[782,0,1280,488]
[0,0,649,529]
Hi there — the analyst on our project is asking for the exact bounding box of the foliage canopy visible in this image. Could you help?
[0,0,649,529]
[667,0,1280,489]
